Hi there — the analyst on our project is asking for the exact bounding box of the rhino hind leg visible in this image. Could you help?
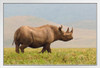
[15,42,20,53]
[20,44,27,53]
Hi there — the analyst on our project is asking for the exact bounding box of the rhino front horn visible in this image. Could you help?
[71,27,73,33]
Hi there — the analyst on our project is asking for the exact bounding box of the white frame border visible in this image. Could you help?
[0,0,100,68]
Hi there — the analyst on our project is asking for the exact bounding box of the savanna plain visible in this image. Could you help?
[4,48,96,65]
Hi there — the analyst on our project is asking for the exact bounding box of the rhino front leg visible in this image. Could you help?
[40,43,51,53]
[47,45,51,53]
[41,46,47,53]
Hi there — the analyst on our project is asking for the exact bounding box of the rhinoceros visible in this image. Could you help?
[12,24,73,53]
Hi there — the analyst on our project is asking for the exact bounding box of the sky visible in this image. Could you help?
[4,4,97,48]
[4,4,96,24]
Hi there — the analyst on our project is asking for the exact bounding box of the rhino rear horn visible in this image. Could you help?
[66,27,69,33]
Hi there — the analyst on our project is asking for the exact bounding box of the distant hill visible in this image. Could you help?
[4,16,96,48]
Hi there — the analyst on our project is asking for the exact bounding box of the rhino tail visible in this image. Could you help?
[12,40,14,46]
[12,29,20,46]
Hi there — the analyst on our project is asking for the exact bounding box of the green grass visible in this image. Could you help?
[4,48,96,65]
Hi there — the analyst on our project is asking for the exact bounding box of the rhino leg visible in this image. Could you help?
[40,43,51,53]
[15,42,20,53]
[47,45,51,53]
[40,47,46,53]
[20,44,27,53]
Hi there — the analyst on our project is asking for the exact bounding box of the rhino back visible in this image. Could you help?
[14,25,58,46]
[29,25,55,44]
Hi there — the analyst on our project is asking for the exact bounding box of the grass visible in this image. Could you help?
[4,48,96,65]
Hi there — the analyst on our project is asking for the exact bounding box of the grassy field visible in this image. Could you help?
[4,48,96,65]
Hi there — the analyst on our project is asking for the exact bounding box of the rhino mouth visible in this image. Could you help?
[65,38,73,41]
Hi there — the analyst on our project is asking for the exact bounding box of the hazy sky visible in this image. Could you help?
[4,4,96,24]
[4,4,96,48]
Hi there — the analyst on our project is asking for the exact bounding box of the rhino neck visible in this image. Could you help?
[53,31,61,41]
[49,25,61,42]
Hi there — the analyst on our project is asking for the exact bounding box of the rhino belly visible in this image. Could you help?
[29,43,44,48]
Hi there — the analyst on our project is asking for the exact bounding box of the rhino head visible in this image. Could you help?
[58,25,73,41]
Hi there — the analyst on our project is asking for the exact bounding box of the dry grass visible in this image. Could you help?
[4,48,96,65]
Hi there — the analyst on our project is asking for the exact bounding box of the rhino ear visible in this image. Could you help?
[59,25,63,31]
[71,27,73,33]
